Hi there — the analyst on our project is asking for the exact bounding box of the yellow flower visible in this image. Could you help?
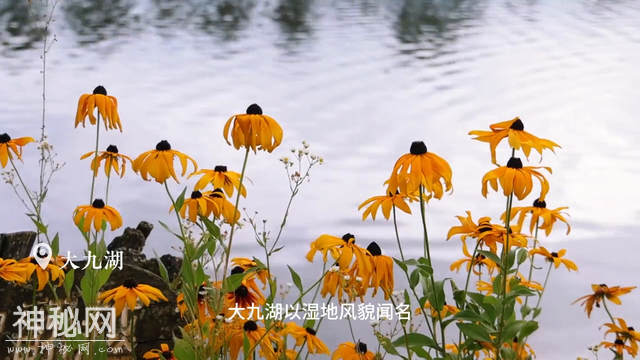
[504,198,570,236]
[320,265,348,300]
[131,140,198,184]
[73,199,123,232]
[364,242,394,300]
[602,318,640,355]
[203,188,241,224]
[415,301,460,319]
[508,337,536,360]
[529,247,578,272]
[223,104,283,153]
[80,145,133,178]
[469,117,560,165]
[477,274,542,304]
[19,257,65,291]
[306,233,372,276]
[482,157,551,201]
[358,190,416,221]
[0,133,35,168]
[573,284,636,318]
[281,322,330,355]
[223,283,265,320]
[143,344,177,359]
[231,257,270,289]
[0,258,30,284]
[189,165,248,197]
[176,282,213,320]
[97,278,168,316]
[450,241,497,276]
[74,85,122,132]
[385,141,453,199]
[332,341,376,360]
[228,320,279,360]
[170,190,219,223]
[446,211,506,253]
[600,338,637,357]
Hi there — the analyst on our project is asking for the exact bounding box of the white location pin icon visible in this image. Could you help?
[33,243,52,270]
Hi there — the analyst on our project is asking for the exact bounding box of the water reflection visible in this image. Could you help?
[152,0,255,42]
[62,0,137,45]
[273,0,314,43]
[0,0,46,54]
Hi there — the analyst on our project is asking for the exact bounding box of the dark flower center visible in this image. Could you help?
[599,283,608,287]
[156,140,172,151]
[477,224,492,233]
[305,327,316,335]
[197,284,206,300]
[506,157,523,169]
[475,254,486,261]
[106,145,119,154]
[629,327,636,331]
[246,104,263,115]
[509,119,524,131]
[162,352,173,359]
[92,199,106,209]
[0,133,10,143]
[550,252,558,258]
[210,188,224,198]
[123,278,138,289]
[533,199,546,208]
[367,242,382,257]
[342,233,355,243]
[235,285,249,298]
[230,266,245,275]
[243,320,258,332]
[93,85,107,95]
[513,336,518,343]
[356,342,368,354]
[214,165,228,172]
[615,339,625,345]
[409,141,427,155]
[190,191,202,199]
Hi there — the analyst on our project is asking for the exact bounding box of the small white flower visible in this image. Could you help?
[330,266,340,272]
[343,275,351,281]
[225,318,233,323]
[392,291,401,298]
[370,320,380,327]
[286,282,293,288]
[216,314,224,321]
[291,148,296,153]
[303,150,309,155]
[356,277,363,282]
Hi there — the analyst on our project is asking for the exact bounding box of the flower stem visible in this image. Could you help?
[457,240,482,346]
[392,206,406,262]
[89,114,101,203]
[164,181,186,239]
[533,262,553,313]
[522,221,540,313]
[105,175,112,205]
[222,148,251,281]
[602,298,617,324]
[418,185,446,356]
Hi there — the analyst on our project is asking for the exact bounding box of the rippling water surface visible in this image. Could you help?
[1,0,640,358]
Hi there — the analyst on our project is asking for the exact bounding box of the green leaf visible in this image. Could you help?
[200,215,221,239]
[376,336,408,359]
[63,269,75,298]
[410,346,433,359]
[532,307,542,319]
[154,250,170,283]
[516,248,529,265]
[287,265,304,293]
[392,333,438,349]
[417,264,433,277]
[456,323,493,343]
[502,320,529,342]
[518,321,539,339]
[175,187,188,213]
[96,267,114,289]
[428,280,446,311]
[29,217,48,235]
[158,220,183,240]
[409,269,420,288]
[303,319,316,329]
[271,246,285,254]
[477,250,502,268]
[51,233,60,258]
[223,273,246,293]
[393,257,408,272]
[453,309,487,324]
[173,338,196,359]
[242,331,251,358]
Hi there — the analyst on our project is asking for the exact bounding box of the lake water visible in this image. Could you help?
[1,0,640,358]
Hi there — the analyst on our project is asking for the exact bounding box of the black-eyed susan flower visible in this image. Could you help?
[573,284,637,318]
[177,282,213,320]
[306,233,372,276]
[97,278,169,316]
[170,190,218,223]
[358,190,417,221]
[229,266,266,302]
[131,140,198,184]
[80,145,133,178]
[321,264,348,300]
[332,341,376,360]
[602,318,640,354]
[450,241,497,276]
[223,104,283,153]
[204,188,241,224]
[231,257,270,289]
[508,337,536,360]
[281,322,330,355]
[385,141,453,199]
[228,320,279,360]
[415,301,460,319]
[482,157,551,201]
[445,344,491,359]
[529,247,578,272]
[75,86,122,132]
[469,117,561,165]
[364,242,394,300]
[189,165,248,197]
[505,198,571,236]
[0,258,30,284]
[19,257,65,291]
[446,212,506,253]
[477,274,542,304]
[600,338,637,357]
[0,133,35,168]
[143,344,176,360]
[224,283,266,320]
[73,199,123,232]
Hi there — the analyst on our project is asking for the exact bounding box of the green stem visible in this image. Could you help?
[164,181,187,239]
[457,240,482,347]
[392,206,406,261]
[105,175,112,205]
[532,262,553,313]
[418,186,446,356]
[522,221,540,313]
[222,148,251,280]
[602,298,617,324]
[89,113,101,203]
